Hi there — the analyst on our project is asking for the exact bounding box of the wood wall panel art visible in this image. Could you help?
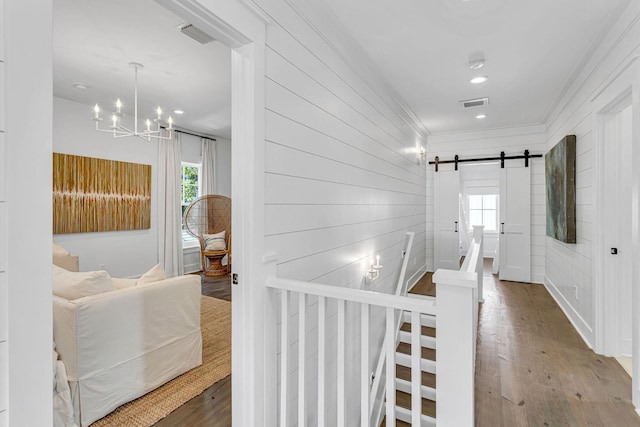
[53,153,151,234]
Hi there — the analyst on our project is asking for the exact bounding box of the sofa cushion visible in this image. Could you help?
[203,231,226,251]
[112,278,138,290]
[138,263,166,285]
[53,264,115,300]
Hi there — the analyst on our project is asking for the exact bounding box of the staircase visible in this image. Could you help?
[382,296,437,426]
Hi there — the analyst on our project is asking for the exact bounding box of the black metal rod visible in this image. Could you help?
[428,153,542,166]
[174,129,217,141]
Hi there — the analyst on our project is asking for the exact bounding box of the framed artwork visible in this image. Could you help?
[545,135,576,243]
[53,153,151,234]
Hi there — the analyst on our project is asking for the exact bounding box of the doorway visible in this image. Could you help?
[593,61,640,410]
[601,100,633,361]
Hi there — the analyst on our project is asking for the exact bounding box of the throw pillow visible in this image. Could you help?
[137,263,166,285]
[52,242,69,256]
[52,264,115,300]
[203,231,227,251]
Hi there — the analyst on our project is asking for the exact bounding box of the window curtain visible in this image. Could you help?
[157,132,184,277]
[201,137,216,196]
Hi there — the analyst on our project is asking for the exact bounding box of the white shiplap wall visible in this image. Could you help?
[253,0,428,423]
[0,0,7,424]
[428,125,547,283]
[544,0,640,346]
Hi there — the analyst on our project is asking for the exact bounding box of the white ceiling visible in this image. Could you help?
[53,0,231,139]
[323,0,630,135]
[54,0,629,139]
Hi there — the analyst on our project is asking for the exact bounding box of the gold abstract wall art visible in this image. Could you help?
[53,153,151,234]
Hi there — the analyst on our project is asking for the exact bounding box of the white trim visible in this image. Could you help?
[544,276,593,349]
[592,61,637,357]
[155,1,269,425]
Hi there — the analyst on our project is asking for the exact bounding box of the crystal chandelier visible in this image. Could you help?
[92,62,173,141]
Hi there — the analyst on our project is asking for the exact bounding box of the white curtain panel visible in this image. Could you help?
[157,132,184,277]
[201,137,216,196]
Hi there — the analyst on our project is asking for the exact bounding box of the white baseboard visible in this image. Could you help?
[532,273,545,285]
[544,276,593,348]
[407,265,427,292]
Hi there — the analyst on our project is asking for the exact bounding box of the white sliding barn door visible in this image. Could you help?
[499,164,531,282]
[434,165,460,270]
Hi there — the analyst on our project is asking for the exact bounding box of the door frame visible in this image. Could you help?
[155,0,272,424]
[592,59,640,410]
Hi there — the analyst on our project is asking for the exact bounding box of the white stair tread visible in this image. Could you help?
[399,330,436,349]
[402,311,436,328]
[395,378,436,401]
[395,352,436,374]
[395,405,436,427]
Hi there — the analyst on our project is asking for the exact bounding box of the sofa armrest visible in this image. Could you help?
[53,274,201,382]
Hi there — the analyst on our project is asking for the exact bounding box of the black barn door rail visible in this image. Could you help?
[429,150,543,172]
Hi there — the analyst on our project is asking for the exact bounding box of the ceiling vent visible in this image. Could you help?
[178,23,215,45]
[459,97,489,109]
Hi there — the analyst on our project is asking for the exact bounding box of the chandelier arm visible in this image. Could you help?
[92,62,174,142]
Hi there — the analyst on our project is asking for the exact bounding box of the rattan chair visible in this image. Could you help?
[183,195,231,277]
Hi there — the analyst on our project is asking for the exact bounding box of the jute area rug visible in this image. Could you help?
[91,296,231,426]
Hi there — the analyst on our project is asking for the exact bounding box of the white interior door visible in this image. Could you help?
[603,104,633,356]
[434,164,460,270]
[499,164,531,282]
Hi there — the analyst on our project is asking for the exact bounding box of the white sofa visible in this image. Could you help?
[52,250,202,426]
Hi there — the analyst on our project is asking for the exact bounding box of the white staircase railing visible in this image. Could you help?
[266,226,484,426]
[433,225,484,425]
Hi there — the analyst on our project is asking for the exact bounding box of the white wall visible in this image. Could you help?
[252,0,428,423]
[0,2,7,423]
[428,125,547,283]
[52,97,232,277]
[543,0,640,347]
[53,97,160,278]
[4,1,53,425]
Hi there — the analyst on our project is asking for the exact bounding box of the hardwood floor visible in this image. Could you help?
[155,265,640,426]
[469,260,638,426]
[153,273,232,427]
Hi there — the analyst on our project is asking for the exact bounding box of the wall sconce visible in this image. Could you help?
[417,146,426,165]
[366,254,383,283]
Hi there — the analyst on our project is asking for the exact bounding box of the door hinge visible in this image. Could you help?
[232,273,239,285]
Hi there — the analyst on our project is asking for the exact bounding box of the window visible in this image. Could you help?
[468,194,497,231]
[181,163,201,246]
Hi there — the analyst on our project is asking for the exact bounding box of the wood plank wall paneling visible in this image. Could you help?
[543,0,640,345]
[428,126,547,283]
[256,0,427,423]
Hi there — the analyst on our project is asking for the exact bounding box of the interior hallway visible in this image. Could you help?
[467,260,638,426]
[157,263,639,426]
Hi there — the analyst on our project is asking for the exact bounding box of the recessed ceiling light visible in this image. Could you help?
[476,114,487,119]
[174,110,184,115]
[73,83,88,90]
[470,76,488,84]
